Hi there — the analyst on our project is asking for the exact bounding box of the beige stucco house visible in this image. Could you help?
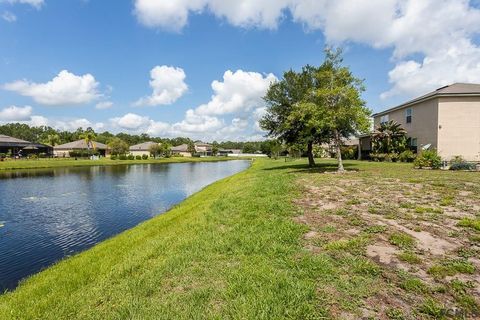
[54,140,109,157]
[363,83,480,161]
[129,141,158,157]
[171,144,192,157]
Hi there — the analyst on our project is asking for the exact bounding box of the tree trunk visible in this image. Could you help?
[334,130,345,172]
[307,141,315,167]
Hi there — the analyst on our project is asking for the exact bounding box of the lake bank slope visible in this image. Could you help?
[0,158,323,319]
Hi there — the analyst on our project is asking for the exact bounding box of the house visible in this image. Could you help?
[0,134,52,157]
[194,142,213,156]
[54,139,109,157]
[129,141,158,157]
[360,83,480,161]
[171,144,192,157]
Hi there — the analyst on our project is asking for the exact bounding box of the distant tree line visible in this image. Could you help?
[0,123,283,156]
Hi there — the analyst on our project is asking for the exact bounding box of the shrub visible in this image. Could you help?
[110,155,117,160]
[119,154,127,160]
[370,152,401,162]
[29,154,38,160]
[449,156,475,171]
[69,150,99,158]
[127,154,135,160]
[398,150,416,162]
[142,154,148,160]
[135,155,142,160]
[413,149,442,169]
[0,153,6,159]
[340,146,357,160]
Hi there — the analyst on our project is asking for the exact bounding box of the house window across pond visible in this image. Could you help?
[406,108,412,124]
[380,114,389,124]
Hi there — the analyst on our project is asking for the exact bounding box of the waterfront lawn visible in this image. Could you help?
[1,159,479,319]
[0,158,321,319]
[0,156,235,171]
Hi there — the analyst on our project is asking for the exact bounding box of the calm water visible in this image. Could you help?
[0,160,250,291]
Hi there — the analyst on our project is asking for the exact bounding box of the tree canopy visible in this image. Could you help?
[261,48,371,170]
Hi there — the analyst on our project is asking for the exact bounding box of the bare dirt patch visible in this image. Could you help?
[293,162,480,319]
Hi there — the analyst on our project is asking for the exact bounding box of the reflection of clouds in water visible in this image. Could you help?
[0,160,250,290]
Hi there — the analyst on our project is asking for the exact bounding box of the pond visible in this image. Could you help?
[0,160,250,292]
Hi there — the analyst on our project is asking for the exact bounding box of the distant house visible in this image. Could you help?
[171,144,192,157]
[194,142,213,156]
[129,141,158,157]
[54,139,109,157]
[360,83,480,161]
[0,134,52,157]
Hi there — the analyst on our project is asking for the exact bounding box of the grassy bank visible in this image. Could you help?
[0,158,321,319]
[0,157,238,171]
[1,159,478,319]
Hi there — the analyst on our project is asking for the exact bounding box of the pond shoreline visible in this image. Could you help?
[0,156,249,172]
[0,160,251,292]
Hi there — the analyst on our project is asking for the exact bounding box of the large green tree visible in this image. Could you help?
[309,48,371,171]
[261,48,370,170]
[107,137,129,156]
[260,66,325,167]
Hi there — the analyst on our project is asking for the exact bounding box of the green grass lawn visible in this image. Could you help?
[0,156,238,171]
[0,159,479,319]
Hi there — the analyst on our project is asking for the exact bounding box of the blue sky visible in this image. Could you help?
[1,0,480,141]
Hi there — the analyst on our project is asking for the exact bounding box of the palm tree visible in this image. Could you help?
[45,134,60,146]
[372,120,407,153]
[80,131,96,151]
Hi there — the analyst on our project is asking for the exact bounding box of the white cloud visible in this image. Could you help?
[133,0,205,32]
[95,101,113,110]
[0,114,104,131]
[1,0,44,9]
[195,70,276,116]
[110,113,152,130]
[134,0,480,99]
[3,70,101,106]
[172,109,223,133]
[134,65,188,106]
[2,11,16,22]
[0,105,32,121]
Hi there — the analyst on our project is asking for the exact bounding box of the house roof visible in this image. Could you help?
[0,134,32,144]
[171,144,189,152]
[129,141,158,151]
[54,139,108,150]
[0,135,52,149]
[373,83,480,117]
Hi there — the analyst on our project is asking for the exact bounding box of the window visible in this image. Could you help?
[380,114,389,124]
[406,108,412,124]
[410,138,417,147]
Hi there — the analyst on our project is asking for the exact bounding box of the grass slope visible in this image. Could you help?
[0,157,237,171]
[0,159,325,319]
[2,159,479,319]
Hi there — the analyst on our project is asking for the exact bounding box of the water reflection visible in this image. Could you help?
[0,160,250,291]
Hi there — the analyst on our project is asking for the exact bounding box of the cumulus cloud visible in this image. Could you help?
[95,101,113,110]
[2,11,17,22]
[1,0,44,9]
[0,105,32,121]
[134,65,188,106]
[195,70,276,116]
[3,70,101,106]
[134,0,480,99]
[110,113,152,130]
[172,109,223,133]
[0,114,104,132]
